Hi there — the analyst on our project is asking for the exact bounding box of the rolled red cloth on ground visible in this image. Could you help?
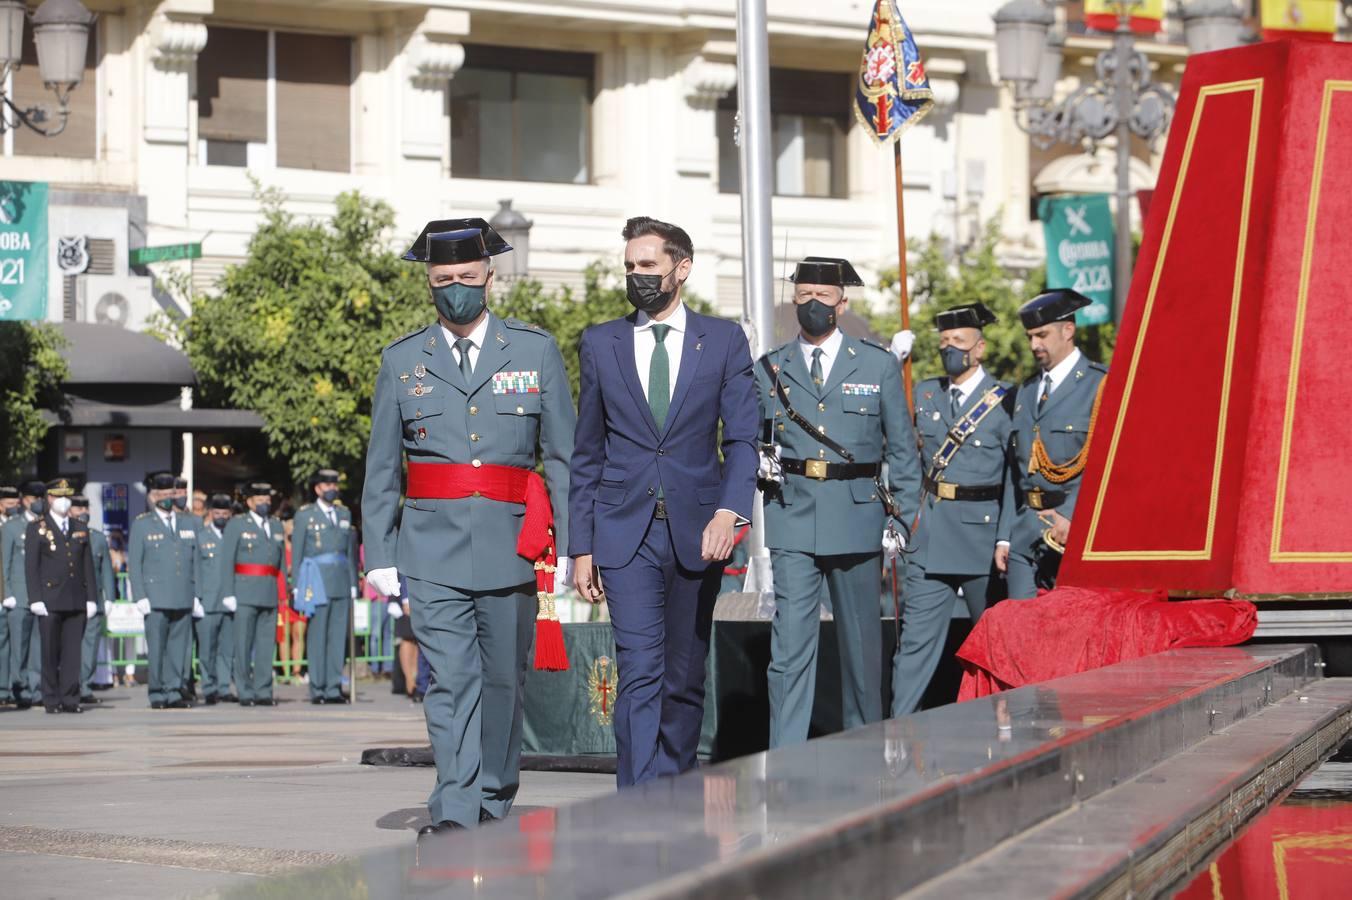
[956,587,1258,701]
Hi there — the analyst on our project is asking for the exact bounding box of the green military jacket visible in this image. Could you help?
[89,527,116,605]
[127,510,197,611]
[194,521,232,613]
[220,512,285,608]
[756,332,922,556]
[1,513,35,607]
[362,313,576,592]
[291,502,358,600]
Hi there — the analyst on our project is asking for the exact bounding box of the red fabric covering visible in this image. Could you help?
[956,587,1257,701]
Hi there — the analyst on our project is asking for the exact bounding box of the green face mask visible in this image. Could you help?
[431,282,487,326]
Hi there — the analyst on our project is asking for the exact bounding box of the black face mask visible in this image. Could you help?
[253,502,271,518]
[626,264,684,316]
[173,496,187,510]
[940,344,976,377]
[795,300,838,338]
[73,513,90,526]
[211,515,230,530]
[28,499,44,516]
[320,488,339,504]
[155,497,175,512]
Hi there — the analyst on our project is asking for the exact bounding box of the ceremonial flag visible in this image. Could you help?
[1085,0,1165,34]
[854,0,934,144]
[1261,0,1337,41]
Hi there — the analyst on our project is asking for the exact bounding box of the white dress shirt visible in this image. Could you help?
[250,510,271,539]
[442,314,492,373]
[156,509,176,533]
[951,365,989,409]
[635,303,687,401]
[51,511,69,535]
[317,499,338,526]
[1041,348,1083,397]
[797,328,844,384]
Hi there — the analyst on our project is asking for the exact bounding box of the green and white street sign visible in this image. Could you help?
[130,242,202,266]
[0,181,50,321]
[1039,193,1114,327]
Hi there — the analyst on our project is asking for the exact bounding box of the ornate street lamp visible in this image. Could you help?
[993,0,1244,321]
[0,0,96,138]
[489,199,533,282]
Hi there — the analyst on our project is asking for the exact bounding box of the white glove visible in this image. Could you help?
[350,585,359,601]
[882,527,904,564]
[223,596,237,613]
[556,556,574,589]
[386,600,404,620]
[135,598,151,616]
[890,329,916,362]
[366,567,401,599]
[86,601,97,617]
[103,600,111,617]
[757,444,784,484]
[30,601,48,617]
[192,597,205,619]
[2,596,15,610]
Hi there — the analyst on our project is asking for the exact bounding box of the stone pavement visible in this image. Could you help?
[0,680,615,899]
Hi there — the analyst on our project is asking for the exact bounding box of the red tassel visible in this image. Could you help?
[534,617,569,671]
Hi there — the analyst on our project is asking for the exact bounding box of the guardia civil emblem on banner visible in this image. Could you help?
[854,0,934,144]
[587,655,618,727]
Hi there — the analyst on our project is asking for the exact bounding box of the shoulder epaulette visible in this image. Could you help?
[135,511,152,521]
[383,327,425,352]
[502,317,552,338]
[858,337,891,355]
[1088,360,1109,374]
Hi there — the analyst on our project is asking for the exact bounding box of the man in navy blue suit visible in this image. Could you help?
[569,216,758,787]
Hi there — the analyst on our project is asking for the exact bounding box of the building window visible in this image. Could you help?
[451,45,593,184]
[196,26,353,173]
[718,69,851,199]
[5,18,98,159]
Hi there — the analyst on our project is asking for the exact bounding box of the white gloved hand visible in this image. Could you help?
[192,597,205,619]
[881,527,904,564]
[366,567,401,599]
[135,598,151,616]
[2,596,15,610]
[890,329,916,362]
[86,601,97,617]
[103,600,112,617]
[386,600,404,620]
[757,444,784,484]
[30,601,48,617]
[556,556,574,589]
[222,596,237,613]
[350,585,358,601]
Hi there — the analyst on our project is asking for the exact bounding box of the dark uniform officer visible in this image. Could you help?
[26,479,97,713]
[195,494,236,704]
[72,495,115,704]
[998,289,1109,598]
[0,484,17,704]
[128,472,198,709]
[292,468,359,704]
[363,219,575,833]
[2,480,47,709]
[222,483,285,706]
[757,257,922,748]
[890,303,1015,716]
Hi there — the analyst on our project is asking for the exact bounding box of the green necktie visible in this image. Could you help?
[454,338,474,382]
[649,324,671,431]
[810,347,824,388]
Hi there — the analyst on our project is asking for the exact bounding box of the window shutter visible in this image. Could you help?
[196,27,269,144]
[275,32,352,172]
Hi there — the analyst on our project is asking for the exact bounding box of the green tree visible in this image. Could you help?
[0,322,67,480]
[858,218,1116,388]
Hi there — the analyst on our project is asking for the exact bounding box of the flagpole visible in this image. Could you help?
[893,140,914,417]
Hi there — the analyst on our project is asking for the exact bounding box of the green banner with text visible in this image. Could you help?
[0,181,49,321]
[1039,193,1114,327]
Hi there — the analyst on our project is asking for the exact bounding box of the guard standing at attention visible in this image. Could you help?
[221,483,285,707]
[890,303,1015,716]
[363,218,575,834]
[0,485,18,705]
[174,476,202,701]
[3,481,48,709]
[757,257,922,748]
[195,494,236,704]
[128,472,199,709]
[26,479,97,714]
[72,495,115,705]
[292,468,359,705]
[997,289,1109,598]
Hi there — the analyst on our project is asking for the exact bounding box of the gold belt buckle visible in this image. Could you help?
[935,482,957,501]
[1027,489,1045,510]
[804,460,829,480]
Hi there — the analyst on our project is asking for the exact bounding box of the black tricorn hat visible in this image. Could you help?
[1020,289,1092,329]
[21,480,46,497]
[208,493,233,510]
[71,494,90,507]
[244,482,272,498]
[0,486,18,500]
[146,472,176,491]
[402,218,512,264]
[174,477,188,490]
[309,468,341,490]
[935,303,997,332]
[788,256,865,288]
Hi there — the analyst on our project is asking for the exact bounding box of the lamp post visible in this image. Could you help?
[993,0,1243,322]
[0,0,96,138]
[488,199,533,282]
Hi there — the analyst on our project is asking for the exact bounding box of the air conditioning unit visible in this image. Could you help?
[76,275,155,330]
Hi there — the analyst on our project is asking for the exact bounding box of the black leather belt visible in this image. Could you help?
[1024,488,1067,510]
[923,476,1002,502]
[781,459,882,481]
[653,499,668,520]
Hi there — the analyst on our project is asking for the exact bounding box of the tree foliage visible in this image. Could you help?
[0,322,67,480]
[857,218,1117,387]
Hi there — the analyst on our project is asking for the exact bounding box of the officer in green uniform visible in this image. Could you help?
[997,289,1109,599]
[756,257,922,748]
[292,468,359,705]
[2,481,46,709]
[0,485,17,705]
[363,219,575,834]
[174,477,203,701]
[195,494,236,704]
[890,303,1015,716]
[71,495,115,704]
[222,483,285,707]
[128,473,198,709]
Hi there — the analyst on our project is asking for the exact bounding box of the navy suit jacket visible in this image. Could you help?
[568,308,759,570]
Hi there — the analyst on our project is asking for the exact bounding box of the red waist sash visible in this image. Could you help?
[235,563,281,578]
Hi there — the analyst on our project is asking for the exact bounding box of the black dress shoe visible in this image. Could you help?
[45,706,61,714]
[80,694,98,704]
[205,694,218,706]
[417,821,465,836]
[61,704,84,714]
[410,691,424,703]
[238,699,255,708]
[168,699,191,709]
[222,694,239,703]
[255,698,277,706]
[15,699,32,710]
[479,808,496,824]
[150,700,167,710]
[311,697,326,705]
